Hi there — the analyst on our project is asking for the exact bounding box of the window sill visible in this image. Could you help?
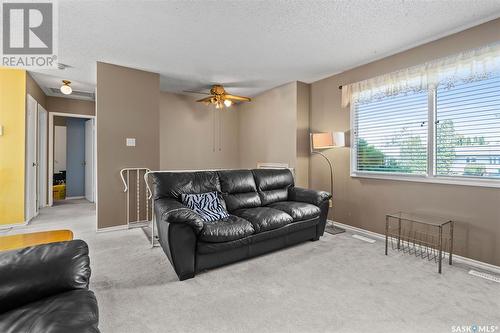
[350,172,500,189]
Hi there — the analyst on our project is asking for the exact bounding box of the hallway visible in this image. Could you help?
[1,199,153,254]
[3,199,96,236]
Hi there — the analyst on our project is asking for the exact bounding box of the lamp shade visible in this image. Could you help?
[310,132,346,150]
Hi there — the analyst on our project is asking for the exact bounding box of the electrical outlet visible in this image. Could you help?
[329,199,333,208]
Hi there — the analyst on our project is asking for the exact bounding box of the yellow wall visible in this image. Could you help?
[0,68,26,225]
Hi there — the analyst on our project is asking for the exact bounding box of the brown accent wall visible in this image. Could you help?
[96,62,159,229]
[53,116,66,126]
[46,96,95,116]
[159,92,239,170]
[26,73,46,109]
[296,82,310,188]
[238,81,310,187]
[310,18,500,266]
[239,82,297,169]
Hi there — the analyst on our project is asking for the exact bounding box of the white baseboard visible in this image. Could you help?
[96,224,128,233]
[66,196,85,200]
[329,220,500,275]
[352,234,376,243]
[3,221,127,234]
[0,220,30,231]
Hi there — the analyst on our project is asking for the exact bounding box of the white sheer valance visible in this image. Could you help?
[341,42,500,108]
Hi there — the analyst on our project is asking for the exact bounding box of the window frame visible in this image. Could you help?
[350,85,500,189]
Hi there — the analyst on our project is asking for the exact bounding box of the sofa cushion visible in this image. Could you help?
[0,289,99,333]
[252,169,294,205]
[218,170,261,211]
[268,201,321,221]
[234,207,293,233]
[251,217,319,244]
[181,192,229,222]
[150,171,220,200]
[199,215,254,243]
[197,218,319,254]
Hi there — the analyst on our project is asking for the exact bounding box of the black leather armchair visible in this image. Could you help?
[0,240,100,333]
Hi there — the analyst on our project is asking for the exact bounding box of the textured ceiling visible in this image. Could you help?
[30,0,500,97]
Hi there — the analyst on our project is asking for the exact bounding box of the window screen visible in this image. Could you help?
[354,91,428,174]
[435,74,500,178]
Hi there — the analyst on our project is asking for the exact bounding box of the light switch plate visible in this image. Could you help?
[126,138,136,147]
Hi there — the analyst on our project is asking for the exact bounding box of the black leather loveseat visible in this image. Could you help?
[151,168,331,281]
[0,240,100,333]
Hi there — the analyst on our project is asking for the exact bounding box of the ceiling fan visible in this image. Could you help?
[185,84,251,109]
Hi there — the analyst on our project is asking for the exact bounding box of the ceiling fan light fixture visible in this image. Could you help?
[193,84,251,109]
[60,80,72,95]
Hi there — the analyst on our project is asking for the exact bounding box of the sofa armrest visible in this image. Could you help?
[0,239,91,314]
[289,187,332,238]
[288,187,332,206]
[154,198,200,280]
[154,198,204,234]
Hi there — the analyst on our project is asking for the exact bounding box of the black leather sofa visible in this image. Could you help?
[151,168,332,281]
[0,240,100,333]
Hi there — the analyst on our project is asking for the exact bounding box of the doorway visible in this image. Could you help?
[38,104,48,209]
[25,95,51,221]
[26,95,38,221]
[49,113,96,206]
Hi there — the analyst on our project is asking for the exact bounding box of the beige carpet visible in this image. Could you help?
[5,200,500,333]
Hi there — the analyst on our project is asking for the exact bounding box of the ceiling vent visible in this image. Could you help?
[49,87,95,100]
[56,63,71,70]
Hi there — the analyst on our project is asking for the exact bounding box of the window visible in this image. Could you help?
[352,72,500,184]
[354,91,428,175]
[435,74,500,179]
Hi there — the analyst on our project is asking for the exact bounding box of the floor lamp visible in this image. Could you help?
[310,132,347,235]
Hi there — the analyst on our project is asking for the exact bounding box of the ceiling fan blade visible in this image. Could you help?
[183,90,211,95]
[224,94,251,102]
[196,96,215,103]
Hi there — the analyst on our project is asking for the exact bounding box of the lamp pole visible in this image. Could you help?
[311,150,345,235]
[311,151,333,200]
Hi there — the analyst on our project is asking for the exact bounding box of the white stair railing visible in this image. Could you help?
[144,170,158,247]
[120,168,152,230]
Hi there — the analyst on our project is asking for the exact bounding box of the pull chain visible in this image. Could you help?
[219,110,222,152]
[212,108,216,152]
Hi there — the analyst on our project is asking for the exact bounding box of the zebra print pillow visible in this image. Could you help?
[181,192,229,222]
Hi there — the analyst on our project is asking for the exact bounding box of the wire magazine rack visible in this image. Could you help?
[385,212,454,273]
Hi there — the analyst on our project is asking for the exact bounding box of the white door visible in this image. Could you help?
[37,105,48,208]
[85,119,95,202]
[26,95,38,221]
